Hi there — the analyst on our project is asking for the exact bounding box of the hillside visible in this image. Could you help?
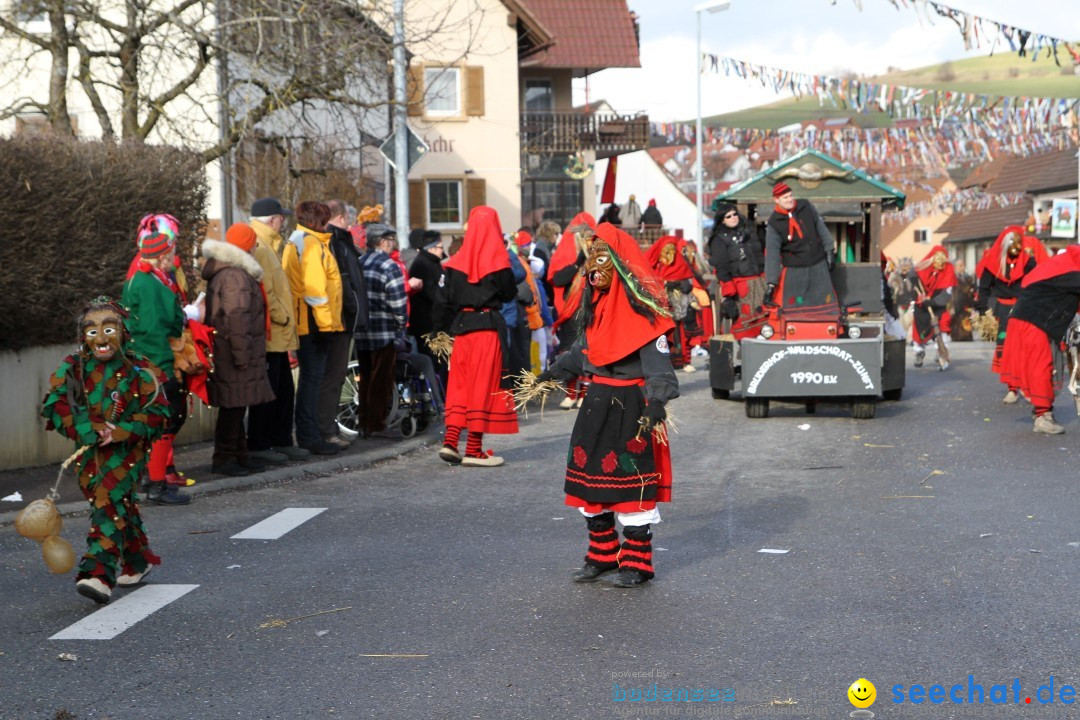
[704,52,1080,130]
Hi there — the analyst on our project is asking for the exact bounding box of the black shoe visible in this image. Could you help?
[612,569,651,588]
[145,481,165,501]
[300,441,340,456]
[151,485,191,505]
[238,457,266,472]
[573,565,617,583]
[211,462,250,477]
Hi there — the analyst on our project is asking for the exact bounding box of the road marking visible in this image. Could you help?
[231,507,327,540]
[50,584,199,640]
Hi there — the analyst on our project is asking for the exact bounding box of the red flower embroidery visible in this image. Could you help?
[601,450,618,474]
[626,436,647,454]
[573,446,587,468]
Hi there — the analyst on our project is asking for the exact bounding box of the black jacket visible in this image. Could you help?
[1010,270,1080,343]
[709,223,765,283]
[327,225,369,335]
[641,205,663,226]
[408,249,444,338]
[434,267,518,336]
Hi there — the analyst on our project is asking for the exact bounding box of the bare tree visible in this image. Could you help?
[0,0,489,167]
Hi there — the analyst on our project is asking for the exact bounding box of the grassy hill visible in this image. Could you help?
[704,52,1080,130]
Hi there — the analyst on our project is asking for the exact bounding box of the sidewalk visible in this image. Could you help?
[0,427,440,526]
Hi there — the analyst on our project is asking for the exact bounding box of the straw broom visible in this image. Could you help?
[421,332,455,364]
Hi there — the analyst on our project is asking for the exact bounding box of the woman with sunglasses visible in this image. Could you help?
[708,202,767,340]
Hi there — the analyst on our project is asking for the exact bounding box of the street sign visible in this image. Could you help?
[379,126,428,172]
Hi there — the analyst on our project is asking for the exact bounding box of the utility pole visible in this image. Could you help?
[393,0,409,235]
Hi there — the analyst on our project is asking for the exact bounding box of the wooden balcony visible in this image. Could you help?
[520,111,650,160]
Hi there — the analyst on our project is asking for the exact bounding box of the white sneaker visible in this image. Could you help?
[572,397,584,409]
[76,577,112,604]
[682,364,697,373]
[1033,413,1065,434]
[461,453,505,467]
[559,396,575,410]
[1003,390,1019,404]
[117,566,152,586]
[691,346,708,358]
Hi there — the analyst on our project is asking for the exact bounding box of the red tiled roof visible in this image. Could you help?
[938,203,1030,243]
[983,147,1079,194]
[518,0,640,72]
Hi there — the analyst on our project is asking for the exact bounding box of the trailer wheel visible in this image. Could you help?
[851,400,877,419]
[745,398,769,418]
[711,388,730,400]
[882,388,903,401]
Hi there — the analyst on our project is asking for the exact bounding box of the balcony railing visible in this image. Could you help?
[521,111,650,159]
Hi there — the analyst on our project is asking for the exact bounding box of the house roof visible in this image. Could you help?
[518,0,641,74]
[983,147,1079,195]
[937,203,1030,243]
[716,149,907,209]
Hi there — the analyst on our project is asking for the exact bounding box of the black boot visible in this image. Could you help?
[613,524,654,588]
[152,484,191,505]
[145,481,165,502]
[573,513,619,583]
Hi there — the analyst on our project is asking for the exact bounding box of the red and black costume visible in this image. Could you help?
[975,226,1048,389]
[544,223,679,587]
[763,188,838,317]
[646,235,699,369]
[547,212,597,403]
[435,206,519,463]
[1000,246,1080,423]
[908,245,957,368]
[709,204,767,340]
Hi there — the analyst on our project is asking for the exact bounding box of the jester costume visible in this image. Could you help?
[40,298,171,604]
[542,222,679,588]
[975,226,1049,401]
[1000,247,1080,434]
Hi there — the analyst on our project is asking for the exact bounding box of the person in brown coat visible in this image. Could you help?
[202,224,276,477]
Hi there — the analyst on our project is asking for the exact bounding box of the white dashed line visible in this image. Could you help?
[50,584,199,640]
[230,508,327,540]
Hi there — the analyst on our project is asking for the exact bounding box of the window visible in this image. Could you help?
[524,79,553,111]
[522,179,583,229]
[915,228,930,243]
[427,180,463,228]
[424,67,460,116]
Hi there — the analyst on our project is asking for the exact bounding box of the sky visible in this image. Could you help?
[572,0,1080,123]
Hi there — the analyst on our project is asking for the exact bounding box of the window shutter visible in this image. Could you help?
[407,65,424,117]
[465,177,486,212]
[465,66,485,117]
[409,180,426,228]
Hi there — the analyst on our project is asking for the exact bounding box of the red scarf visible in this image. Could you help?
[645,236,694,281]
[773,202,803,240]
[444,206,510,283]
[583,223,674,367]
[915,245,958,294]
[548,211,597,324]
[980,225,1049,284]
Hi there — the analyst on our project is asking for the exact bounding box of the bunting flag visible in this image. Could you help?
[701,53,1080,130]
[882,189,1029,225]
[838,0,1080,64]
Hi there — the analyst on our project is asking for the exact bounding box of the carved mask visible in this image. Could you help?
[932,251,947,271]
[659,243,677,266]
[81,308,124,362]
[1006,233,1023,259]
[585,240,614,292]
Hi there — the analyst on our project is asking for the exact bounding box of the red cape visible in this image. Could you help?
[979,226,1049,284]
[548,212,597,323]
[1022,245,1080,288]
[444,206,510,283]
[645,235,694,282]
[583,223,675,367]
[915,244,958,294]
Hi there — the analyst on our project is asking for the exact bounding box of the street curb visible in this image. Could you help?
[0,433,438,527]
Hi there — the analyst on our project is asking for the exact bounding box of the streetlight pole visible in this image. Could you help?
[394,0,409,235]
[694,0,731,254]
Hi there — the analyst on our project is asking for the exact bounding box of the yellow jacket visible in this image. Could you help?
[250,220,299,352]
[282,226,344,336]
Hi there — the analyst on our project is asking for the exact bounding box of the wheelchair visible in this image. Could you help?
[336,352,439,439]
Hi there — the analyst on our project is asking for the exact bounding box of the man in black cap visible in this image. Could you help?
[408,230,447,378]
[764,182,837,314]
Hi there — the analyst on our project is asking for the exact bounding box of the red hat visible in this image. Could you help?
[139,232,174,258]
[648,198,657,206]
[772,182,792,199]
[225,223,257,253]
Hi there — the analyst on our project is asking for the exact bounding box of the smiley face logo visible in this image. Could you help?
[848,678,876,708]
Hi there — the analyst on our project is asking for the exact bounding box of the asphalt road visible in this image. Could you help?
[3,341,1080,720]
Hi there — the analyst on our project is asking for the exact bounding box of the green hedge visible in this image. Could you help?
[0,137,208,351]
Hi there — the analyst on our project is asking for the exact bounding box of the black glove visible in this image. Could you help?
[974,299,989,313]
[721,296,741,320]
[536,369,556,384]
[575,250,586,266]
[680,279,694,294]
[765,283,779,307]
[640,401,666,430]
[828,255,836,271]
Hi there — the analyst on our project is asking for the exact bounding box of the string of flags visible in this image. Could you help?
[834,0,1080,64]
[882,189,1029,225]
[702,54,1080,130]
